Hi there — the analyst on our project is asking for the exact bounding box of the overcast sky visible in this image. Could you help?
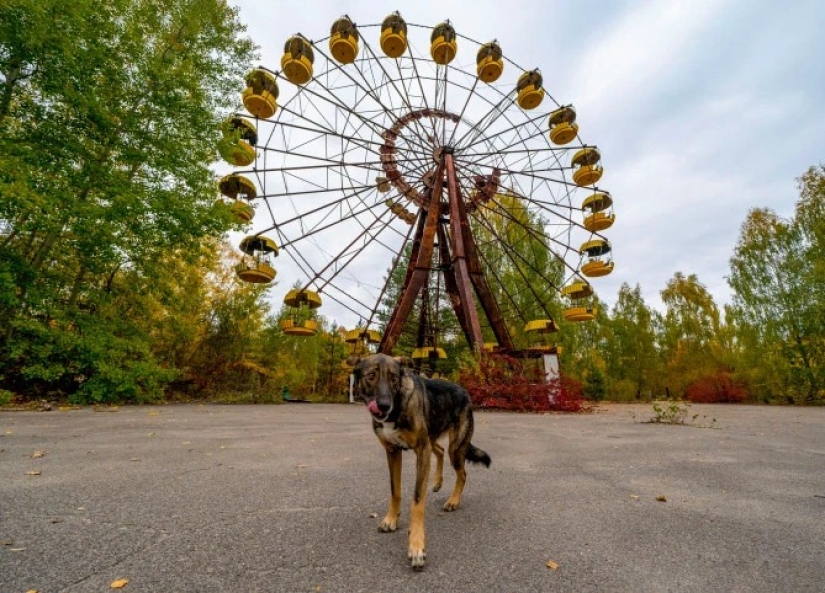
[229,0,825,323]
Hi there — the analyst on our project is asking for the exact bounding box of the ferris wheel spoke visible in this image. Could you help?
[468,209,560,317]
[361,217,418,331]
[310,42,437,157]
[456,109,547,153]
[360,37,440,153]
[273,111,386,148]
[452,91,516,151]
[455,157,580,191]
[305,206,399,289]
[471,240,533,325]
[475,196,582,280]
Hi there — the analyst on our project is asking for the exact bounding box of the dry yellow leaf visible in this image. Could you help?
[546,559,560,570]
[369,513,378,518]
[26,589,39,593]
[25,470,41,476]
[110,578,129,589]
[656,495,667,502]
[630,494,639,499]
[31,450,46,459]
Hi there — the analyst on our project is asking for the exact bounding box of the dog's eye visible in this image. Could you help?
[367,372,376,380]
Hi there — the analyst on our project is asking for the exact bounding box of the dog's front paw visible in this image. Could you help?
[442,499,460,512]
[408,547,426,570]
[378,517,398,532]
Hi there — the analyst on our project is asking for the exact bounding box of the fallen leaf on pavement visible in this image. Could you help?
[11,547,26,552]
[31,450,46,459]
[546,559,560,570]
[110,578,129,589]
[26,589,39,593]
[25,470,41,476]
[369,513,378,518]
[630,494,639,499]
[656,495,667,502]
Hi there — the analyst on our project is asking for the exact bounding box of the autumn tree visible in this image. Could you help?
[728,166,825,403]
[659,273,723,396]
[0,0,256,401]
[603,283,661,400]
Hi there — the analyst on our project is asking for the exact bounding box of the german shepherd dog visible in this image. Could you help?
[353,353,491,570]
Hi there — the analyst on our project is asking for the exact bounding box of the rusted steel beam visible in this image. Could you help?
[460,208,515,352]
[437,222,474,347]
[379,164,444,354]
[444,152,483,352]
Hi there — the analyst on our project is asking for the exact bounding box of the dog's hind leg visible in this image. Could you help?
[431,441,444,492]
[444,419,472,511]
[408,442,431,570]
[379,449,402,533]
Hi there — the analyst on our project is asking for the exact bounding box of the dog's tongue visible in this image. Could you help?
[367,400,380,415]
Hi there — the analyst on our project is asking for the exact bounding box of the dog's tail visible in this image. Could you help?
[467,444,491,468]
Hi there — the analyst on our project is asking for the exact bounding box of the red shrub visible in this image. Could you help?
[685,372,749,403]
[458,353,588,413]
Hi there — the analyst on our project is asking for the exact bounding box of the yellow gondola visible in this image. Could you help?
[380,12,408,58]
[219,174,257,223]
[476,41,503,83]
[524,318,558,352]
[229,200,254,222]
[329,16,359,64]
[235,235,278,284]
[219,174,257,201]
[582,192,615,232]
[242,69,279,119]
[571,147,603,187]
[281,289,322,336]
[580,239,614,277]
[345,328,381,344]
[219,117,256,166]
[561,281,596,322]
[279,318,319,336]
[430,21,457,65]
[516,70,544,110]
[563,307,597,322]
[548,105,578,145]
[281,35,315,85]
[284,289,322,309]
[524,319,558,333]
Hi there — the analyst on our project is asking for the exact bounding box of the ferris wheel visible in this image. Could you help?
[218,12,615,362]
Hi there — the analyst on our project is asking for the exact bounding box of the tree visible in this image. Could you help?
[727,166,825,403]
[0,0,257,400]
[604,283,661,400]
[659,273,722,396]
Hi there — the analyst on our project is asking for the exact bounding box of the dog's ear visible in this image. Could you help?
[393,356,414,369]
[346,354,363,369]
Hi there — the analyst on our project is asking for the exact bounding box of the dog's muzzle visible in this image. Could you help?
[366,399,392,420]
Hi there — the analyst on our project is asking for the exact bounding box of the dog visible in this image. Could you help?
[352,353,491,570]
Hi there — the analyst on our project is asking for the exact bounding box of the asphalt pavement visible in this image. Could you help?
[1,402,823,593]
